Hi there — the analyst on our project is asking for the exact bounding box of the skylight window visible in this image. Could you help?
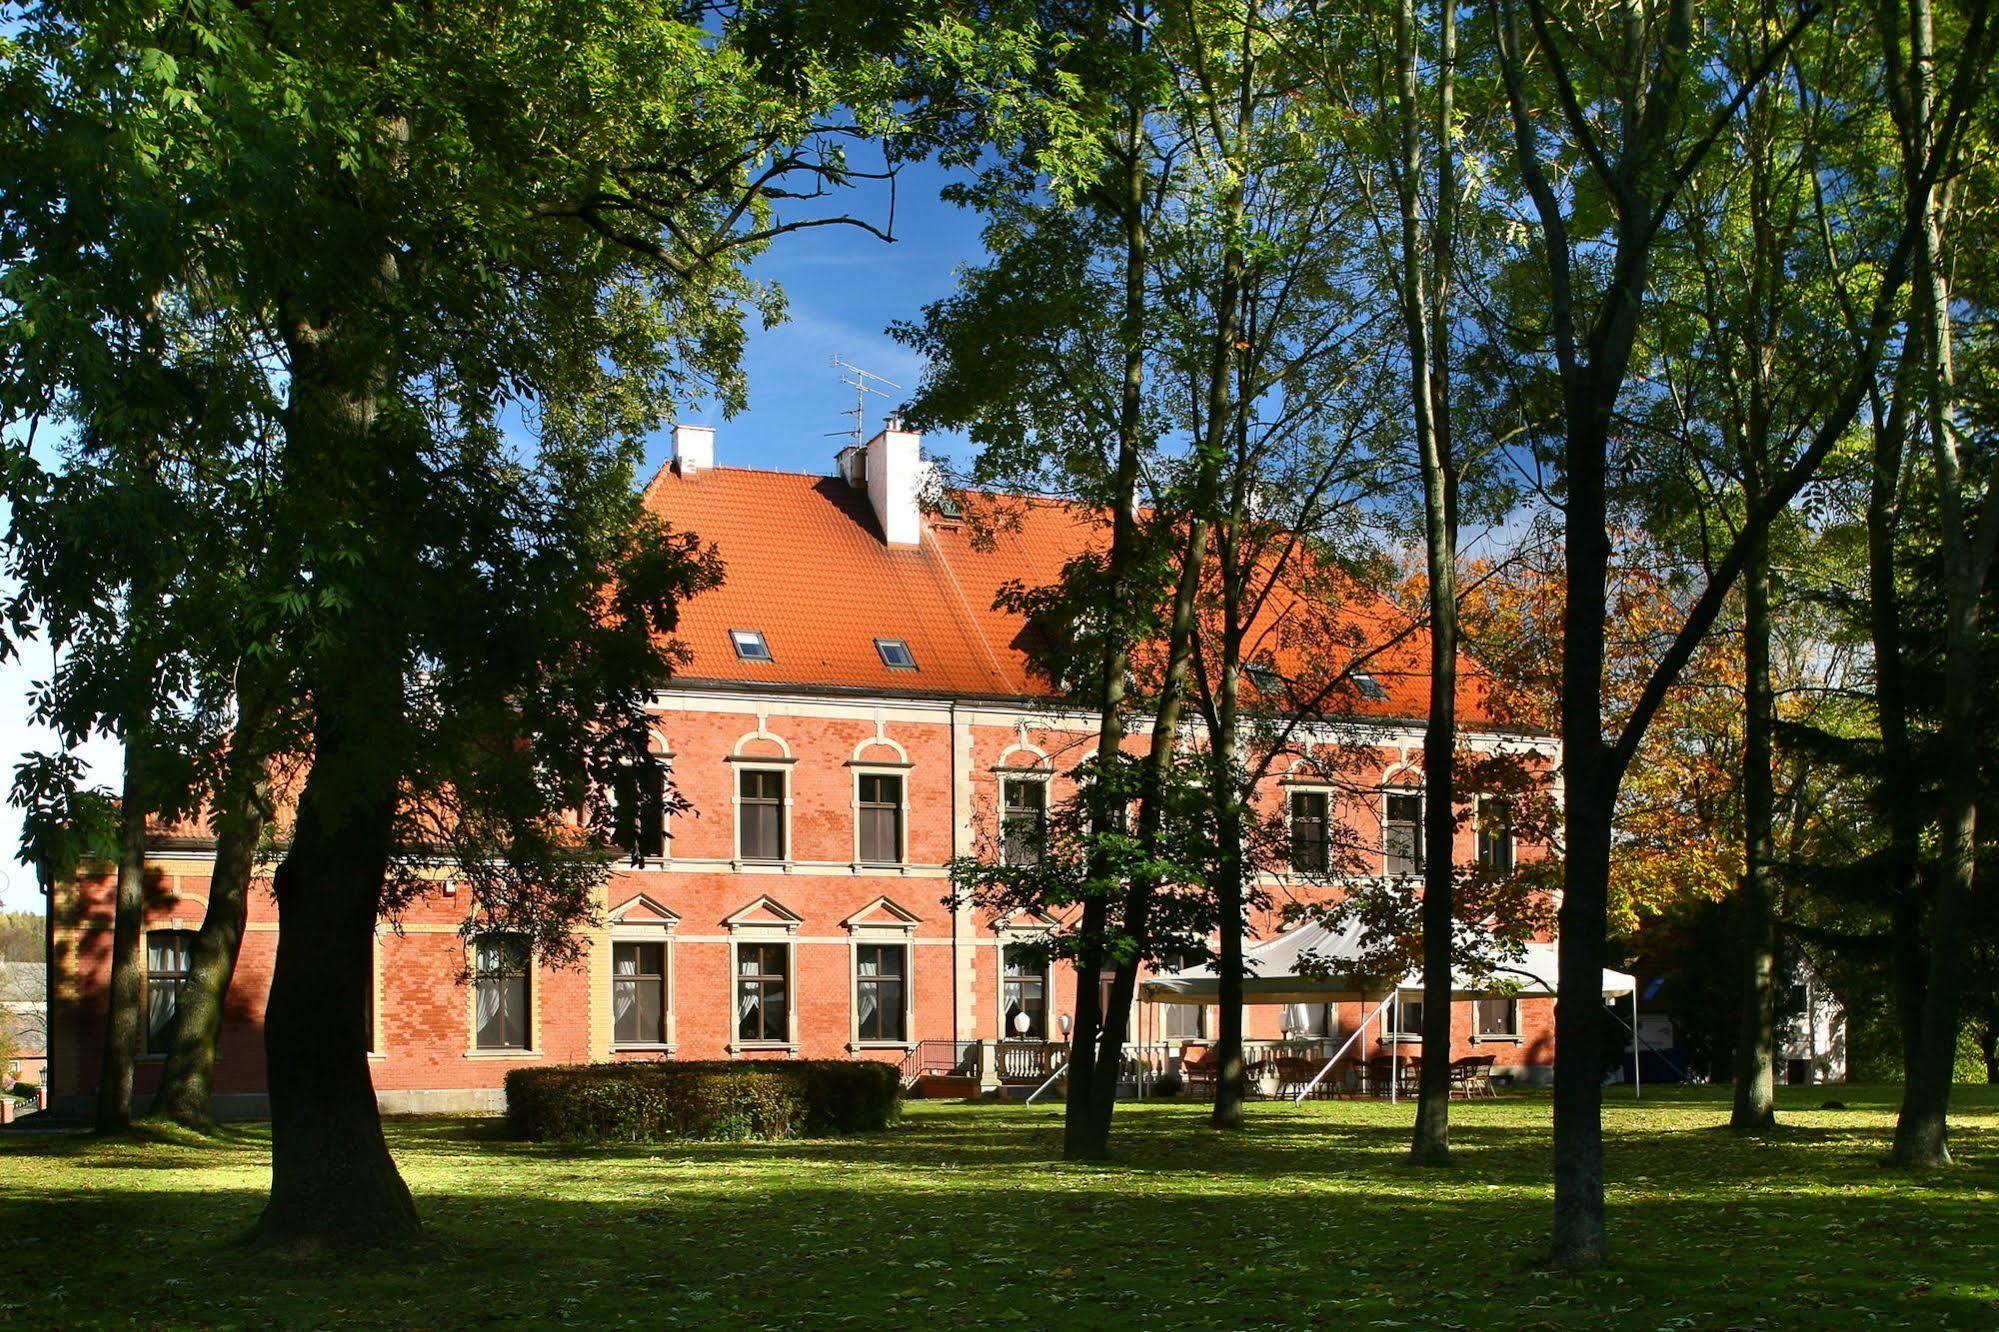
[1246,662,1283,695]
[1353,672,1388,701]
[875,638,918,671]
[730,629,773,663]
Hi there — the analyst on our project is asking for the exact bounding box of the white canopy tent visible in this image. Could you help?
[1138,918,1637,1004]
[1137,921,1641,1101]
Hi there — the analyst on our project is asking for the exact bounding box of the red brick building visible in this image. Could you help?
[47,424,1559,1115]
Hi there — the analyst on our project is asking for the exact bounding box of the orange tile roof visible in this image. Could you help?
[641,463,1509,727]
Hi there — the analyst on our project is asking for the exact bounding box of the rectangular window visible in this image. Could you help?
[1002,943,1047,1039]
[738,768,786,861]
[1283,1002,1336,1039]
[1001,778,1048,866]
[145,930,196,1055]
[1288,790,1330,872]
[611,764,668,861]
[875,638,918,670]
[1384,993,1424,1038]
[473,934,530,1051]
[1475,997,1519,1039]
[729,628,773,662]
[1385,791,1423,875]
[612,941,669,1046]
[1159,951,1209,1040]
[855,943,908,1043]
[736,942,790,1043]
[1477,798,1515,873]
[857,773,904,864]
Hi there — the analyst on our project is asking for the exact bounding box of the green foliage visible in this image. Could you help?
[0,912,45,963]
[504,1060,902,1143]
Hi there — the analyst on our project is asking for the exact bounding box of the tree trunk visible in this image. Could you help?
[252,668,417,1245]
[1730,535,1778,1131]
[95,744,149,1134]
[147,762,271,1129]
[1211,661,1246,1132]
[1064,55,1152,1160]
[1402,0,1460,1167]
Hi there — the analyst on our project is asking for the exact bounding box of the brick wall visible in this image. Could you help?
[48,692,1561,1111]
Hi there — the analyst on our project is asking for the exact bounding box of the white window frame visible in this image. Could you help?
[1382,783,1424,877]
[999,773,1051,867]
[1473,995,1522,1043]
[609,897,679,1053]
[731,760,794,868]
[725,897,802,1054]
[998,930,1056,1041]
[465,932,540,1059]
[1476,795,1516,873]
[851,765,911,868]
[1285,784,1334,875]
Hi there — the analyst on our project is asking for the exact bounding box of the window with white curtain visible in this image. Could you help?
[854,943,907,1043]
[736,942,789,1043]
[612,940,668,1046]
[145,930,197,1054]
[1002,943,1047,1039]
[473,934,530,1051]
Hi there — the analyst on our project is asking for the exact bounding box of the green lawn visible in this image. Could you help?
[4,1086,1997,1328]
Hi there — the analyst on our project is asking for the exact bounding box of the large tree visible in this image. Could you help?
[5,0,914,1241]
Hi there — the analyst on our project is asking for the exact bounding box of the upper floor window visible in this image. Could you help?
[875,638,918,670]
[1353,672,1389,702]
[473,933,531,1051]
[1245,662,1283,696]
[1001,778,1048,866]
[1288,790,1330,873]
[145,930,197,1054]
[729,628,773,663]
[1477,797,1516,873]
[1385,790,1423,876]
[857,773,904,864]
[610,763,668,861]
[738,768,787,861]
[612,941,669,1047]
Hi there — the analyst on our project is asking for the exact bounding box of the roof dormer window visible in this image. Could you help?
[1245,662,1283,695]
[875,638,917,671]
[1353,672,1388,701]
[730,629,773,663]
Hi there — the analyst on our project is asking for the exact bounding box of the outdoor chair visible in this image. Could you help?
[1451,1054,1497,1099]
[1180,1045,1221,1100]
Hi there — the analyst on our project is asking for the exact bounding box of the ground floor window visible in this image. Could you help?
[855,943,907,1043]
[1475,996,1519,1039]
[473,934,531,1051]
[613,940,669,1046]
[736,942,790,1043]
[1283,1002,1335,1039]
[1002,943,1047,1039]
[1383,992,1424,1039]
[1159,951,1209,1040]
[145,930,197,1054]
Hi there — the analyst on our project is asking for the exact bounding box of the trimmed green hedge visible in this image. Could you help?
[505,1060,902,1143]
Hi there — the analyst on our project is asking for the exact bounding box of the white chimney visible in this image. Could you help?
[671,423,715,477]
[865,419,931,547]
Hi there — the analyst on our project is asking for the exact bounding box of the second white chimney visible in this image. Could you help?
[672,423,715,477]
[865,419,931,547]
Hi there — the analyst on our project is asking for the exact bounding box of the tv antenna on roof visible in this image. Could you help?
[827,356,901,450]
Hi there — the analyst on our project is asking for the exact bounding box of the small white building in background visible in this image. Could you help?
[1779,962,1847,1084]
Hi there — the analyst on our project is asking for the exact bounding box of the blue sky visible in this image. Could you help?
[0,161,988,912]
